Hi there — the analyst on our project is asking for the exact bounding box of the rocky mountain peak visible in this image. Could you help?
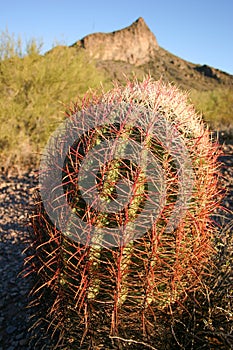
[72,17,158,66]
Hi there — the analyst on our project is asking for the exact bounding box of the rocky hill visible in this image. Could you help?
[71,17,233,90]
[72,17,158,66]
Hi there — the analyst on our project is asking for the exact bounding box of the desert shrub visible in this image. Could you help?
[190,87,233,130]
[0,35,110,171]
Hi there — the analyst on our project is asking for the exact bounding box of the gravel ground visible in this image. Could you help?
[0,139,232,350]
[0,172,37,349]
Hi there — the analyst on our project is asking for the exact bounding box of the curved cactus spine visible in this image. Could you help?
[25,77,221,348]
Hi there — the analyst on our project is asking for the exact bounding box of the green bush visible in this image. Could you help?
[190,87,233,130]
[0,35,110,171]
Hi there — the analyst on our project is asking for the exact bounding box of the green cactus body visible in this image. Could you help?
[27,78,221,348]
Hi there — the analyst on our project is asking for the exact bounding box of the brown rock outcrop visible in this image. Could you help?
[72,17,158,66]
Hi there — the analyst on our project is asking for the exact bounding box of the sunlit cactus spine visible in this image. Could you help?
[25,77,221,348]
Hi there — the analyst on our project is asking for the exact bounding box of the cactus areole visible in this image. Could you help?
[29,78,220,346]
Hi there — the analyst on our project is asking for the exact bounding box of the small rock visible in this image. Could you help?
[19,338,28,346]
[6,325,17,334]
[15,332,24,340]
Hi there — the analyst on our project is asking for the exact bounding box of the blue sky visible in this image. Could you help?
[1,0,233,74]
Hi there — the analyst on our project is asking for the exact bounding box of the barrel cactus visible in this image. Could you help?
[26,77,221,348]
